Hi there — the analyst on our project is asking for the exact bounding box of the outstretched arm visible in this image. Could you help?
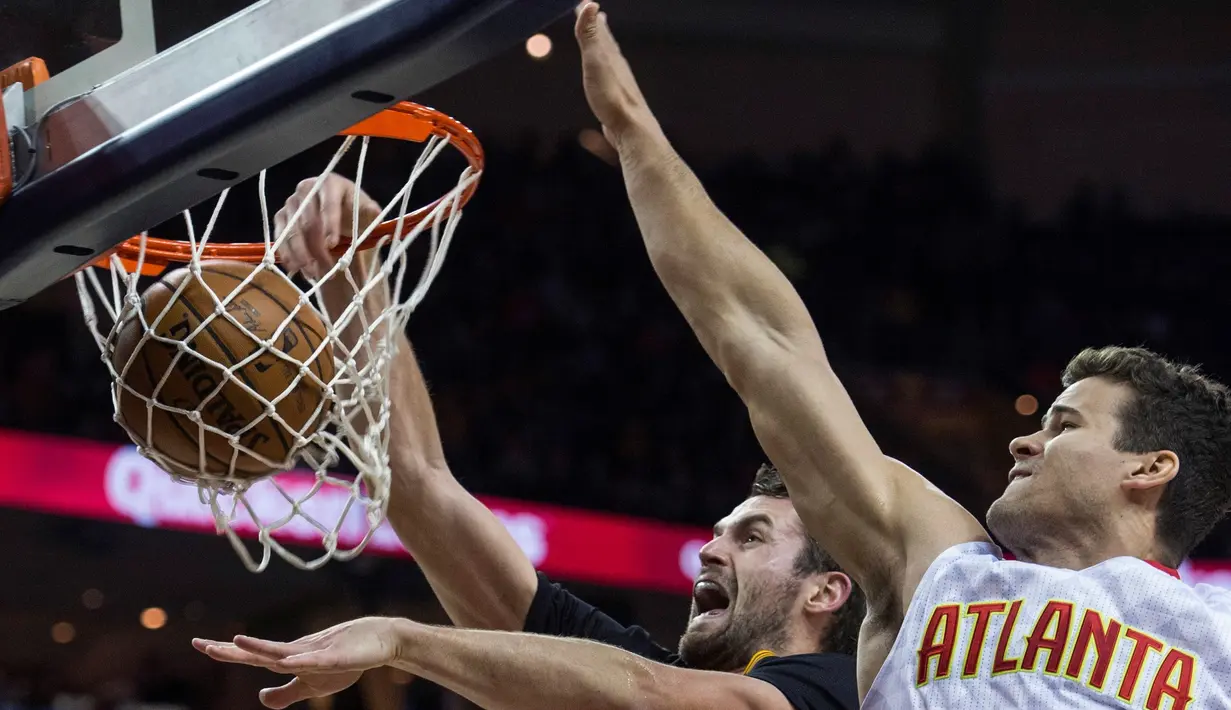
[276,176,538,632]
[195,618,794,710]
[574,3,989,616]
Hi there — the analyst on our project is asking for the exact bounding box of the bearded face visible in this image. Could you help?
[677,496,812,672]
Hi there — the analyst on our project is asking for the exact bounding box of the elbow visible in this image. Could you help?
[715,324,831,400]
[638,669,770,710]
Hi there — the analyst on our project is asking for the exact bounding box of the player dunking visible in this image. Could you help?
[194,174,863,708]
[193,206,862,704]
[199,2,1231,707]
[191,8,863,706]
[547,4,1231,710]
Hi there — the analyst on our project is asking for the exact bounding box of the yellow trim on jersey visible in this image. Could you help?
[743,650,777,675]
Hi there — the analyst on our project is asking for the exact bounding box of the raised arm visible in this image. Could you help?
[574,3,989,616]
[196,617,796,710]
[276,175,538,631]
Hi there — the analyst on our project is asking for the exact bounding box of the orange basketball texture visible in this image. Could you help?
[111,260,335,479]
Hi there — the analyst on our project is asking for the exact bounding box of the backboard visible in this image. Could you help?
[0,0,576,309]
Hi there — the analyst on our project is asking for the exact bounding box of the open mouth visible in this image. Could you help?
[693,579,731,619]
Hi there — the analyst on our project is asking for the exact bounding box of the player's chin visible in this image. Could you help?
[992,476,1035,506]
[986,490,1036,540]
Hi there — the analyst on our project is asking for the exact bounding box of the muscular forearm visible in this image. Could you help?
[379,336,539,633]
[275,176,538,633]
[386,473,538,632]
[314,204,538,633]
[391,621,729,710]
[615,125,824,381]
[612,125,912,589]
[570,3,989,628]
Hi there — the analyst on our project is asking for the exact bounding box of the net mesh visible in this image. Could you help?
[74,132,477,571]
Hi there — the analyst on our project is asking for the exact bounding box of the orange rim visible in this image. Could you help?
[0,57,50,91]
[97,102,483,275]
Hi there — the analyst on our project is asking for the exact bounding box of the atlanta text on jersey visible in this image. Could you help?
[916,599,1196,709]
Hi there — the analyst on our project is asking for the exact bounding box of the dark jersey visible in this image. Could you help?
[524,572,859,710]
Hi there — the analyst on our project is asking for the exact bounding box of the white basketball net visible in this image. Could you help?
[74,133,477,572]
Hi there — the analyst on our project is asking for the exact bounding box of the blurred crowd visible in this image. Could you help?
[4,134,1231,561]
[2,132,1231,708]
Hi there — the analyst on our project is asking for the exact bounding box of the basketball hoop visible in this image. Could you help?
[74,101,483,572]
[95,102,483,275]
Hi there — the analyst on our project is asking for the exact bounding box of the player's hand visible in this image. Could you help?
[275,173,382,281]
[574,2,659,145]
[193,617,402,709]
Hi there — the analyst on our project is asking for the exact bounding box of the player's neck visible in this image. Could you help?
[737,628,828,670]
[1009,515,1169,571]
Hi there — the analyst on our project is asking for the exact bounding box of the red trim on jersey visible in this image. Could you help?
[1001,548,1180,579]
[1145,561,1181,579]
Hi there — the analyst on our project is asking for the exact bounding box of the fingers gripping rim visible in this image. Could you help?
[95,102,484,272]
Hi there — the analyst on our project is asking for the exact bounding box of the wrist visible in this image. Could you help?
[607,117,669,159]
[388,617,430,671]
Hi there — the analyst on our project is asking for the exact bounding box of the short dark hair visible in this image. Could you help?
[750,464,865,656]
[1063,346,1231,564]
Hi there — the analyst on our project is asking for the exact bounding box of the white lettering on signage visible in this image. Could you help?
[102,447,551,565]
[679,539,706,581]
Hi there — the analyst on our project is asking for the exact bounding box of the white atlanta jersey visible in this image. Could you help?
[864,542,1231,709]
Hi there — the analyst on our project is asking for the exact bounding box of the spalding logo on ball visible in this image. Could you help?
[111,260,336,480]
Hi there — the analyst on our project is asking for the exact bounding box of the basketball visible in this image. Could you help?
[111,260,336,479]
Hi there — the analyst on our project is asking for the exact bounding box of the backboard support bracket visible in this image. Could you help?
[25,0,157,124]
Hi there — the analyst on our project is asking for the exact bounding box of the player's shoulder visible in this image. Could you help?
[746,651,857,676]
[744,652,859,710]
[917,540,1005,579]
[931,549,1231,615]
[1188,578,1231,615]
[920,543,1202,592]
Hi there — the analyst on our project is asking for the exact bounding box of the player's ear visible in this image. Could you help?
[802,571,851,618]
[1122,450,1178,494]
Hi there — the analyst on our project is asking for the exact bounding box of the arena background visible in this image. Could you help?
[1,0,1231,707]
